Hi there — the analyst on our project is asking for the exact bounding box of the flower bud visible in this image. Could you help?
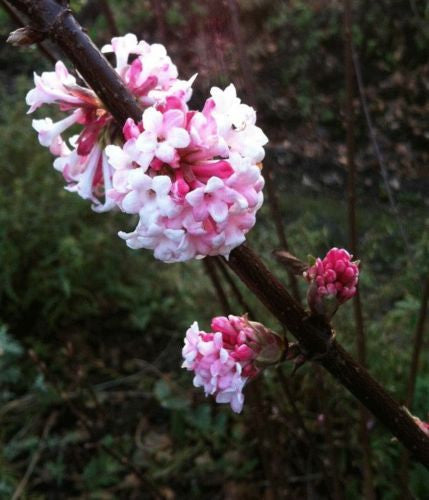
[7,27,44,47]
[304,248,359,318]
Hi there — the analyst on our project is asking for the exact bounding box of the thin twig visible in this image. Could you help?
[0,0,57,64]
[28,350,162,499]
[225,0,257,106]
[264,162,301,302]
[277,368,335,497]
[344,3,375,498]
[351,46,410,251]
[215,257,253,315]
[203,257,231,315]
[11,411,58,500]
[99,0,118,36]
[400,275,429,495]
[150,0,166,42]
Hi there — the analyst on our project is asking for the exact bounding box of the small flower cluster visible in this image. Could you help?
[27,33,267,262]
[414,416,429,436]
[304,248,359,316]
[182,315,284,413]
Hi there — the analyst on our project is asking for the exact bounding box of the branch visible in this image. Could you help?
[9,0,429,467]
[0,0,57,64]
[203,258,231,315]
[344,1,374,496]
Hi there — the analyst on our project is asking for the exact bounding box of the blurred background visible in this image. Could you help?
[0,0,428,498]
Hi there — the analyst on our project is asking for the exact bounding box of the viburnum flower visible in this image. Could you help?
[304,247,359,317]
[26,34,193,212]
[107,86,267,262]
[182,315,284,413]
[27,33,268,261]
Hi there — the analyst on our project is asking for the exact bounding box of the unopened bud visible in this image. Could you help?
[304,247,359,319]
[7,27,45,47]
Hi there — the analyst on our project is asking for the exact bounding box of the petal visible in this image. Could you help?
[208,200,228,223]
[205,176,224,193]
[156,142,176,163]
[143,107,163,134]
[167,127,190,148]
[152,175,172,195]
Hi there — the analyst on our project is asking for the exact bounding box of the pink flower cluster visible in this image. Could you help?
[27,33,268,262]
[414,416,429,436]
[304,248,359,315]
[182,315,283,413]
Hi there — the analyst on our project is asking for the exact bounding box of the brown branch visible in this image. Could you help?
[344,2,375,497]
[215,257,253,316]
[10,0,142,125]
[264,162,301,302]
[203,258,231,315]
[9,0,429,467]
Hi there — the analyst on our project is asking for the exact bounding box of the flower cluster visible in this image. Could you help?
[182,315,284,413]
[304,248,359,316]
[414,416,429,436]
[27,33,267,261]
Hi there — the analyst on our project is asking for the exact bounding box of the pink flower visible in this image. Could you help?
[182,315,284,413]
[53,144,116,212]
[111,89,266,263]
[26,34,191,211]
[304,248,360,317]
[27,34,268,262]
[414,416,429,436]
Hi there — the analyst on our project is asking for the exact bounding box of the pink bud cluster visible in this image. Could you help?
[304,248,359,315]
[27,33,268,262]
[182,315,283,413]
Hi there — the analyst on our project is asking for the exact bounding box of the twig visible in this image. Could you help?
[215,257,253,316]
[400,275,429,495]
[9,0,429,466]
[404,275,429,408]
[277,368,335,497]
[203,258,231,315]
[315,366,344,500]
[99,0,118,36]
[264,162,301,302]
[351,46,410,251]
[0,0,57,64]
[11,411,58,500]
[150,0,166,42]
[225,0,257,106]
[28,350,162,499]
[344,2,375,497]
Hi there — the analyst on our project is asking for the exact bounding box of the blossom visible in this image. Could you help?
[182,315,284,413]
[304,247,360,317]
[111,86,267,262]
[27,33,268,262]
[26,34,191,211]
